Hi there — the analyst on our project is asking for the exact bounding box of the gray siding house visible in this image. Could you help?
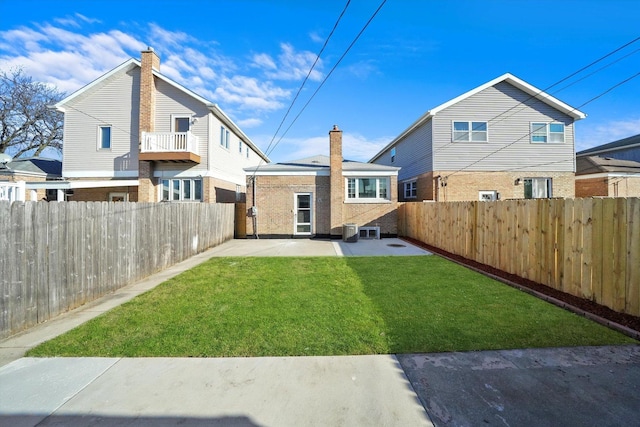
[370,73,586,202]
[53,48,269,202]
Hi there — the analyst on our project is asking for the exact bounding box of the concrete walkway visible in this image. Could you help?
[1,238,639,426]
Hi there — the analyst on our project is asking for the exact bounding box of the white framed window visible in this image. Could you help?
[161,178,203,202]
[239,139,243,154]
[346,177,390,201]
[220,126,230,149]
[453,121,487,142]
[109,192,128,202]
[391,147,396,163]
[531,122,565,143]
[479,190,497,201]
[524,178,552,199]
[404,181,417,199]
[246,144,250,159]
[98,125,112,150]
[172,115,191,133]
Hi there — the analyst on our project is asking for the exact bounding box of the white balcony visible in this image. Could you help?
[140,132,201,163]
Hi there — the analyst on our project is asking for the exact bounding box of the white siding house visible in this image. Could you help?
[54,48,269,202]
[370,73,586,202]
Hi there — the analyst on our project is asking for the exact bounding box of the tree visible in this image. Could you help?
[0,68,65,158]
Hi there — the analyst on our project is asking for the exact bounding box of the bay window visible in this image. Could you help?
[346,177,390,201]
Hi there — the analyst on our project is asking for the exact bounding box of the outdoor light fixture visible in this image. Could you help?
[514,178,522,185]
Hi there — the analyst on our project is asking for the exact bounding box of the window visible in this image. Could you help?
[239,139,243,154]
[524,178,552,199]
[531,123,564,143]
[246,144,250,159]
[173,116,190,133]
[479,190,497,201]
[346,177,390,201]
[99,126,111,149]
[391,147,396,163]
[220,126,229,149]
[453,121,487,142]
[404,181,417,199]
[161,178,203,201]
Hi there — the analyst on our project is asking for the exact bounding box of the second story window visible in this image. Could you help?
[453,121,487,142]
[239,139,243,154]
[220,126,230,149]
[391,147,396,163]
[173,116,190,133]
[99,125,111,150]
[531,123,565,143]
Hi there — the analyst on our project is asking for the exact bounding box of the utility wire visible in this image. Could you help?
[265,0,388,159]
[260,0,352,160]
[384,37,640,179]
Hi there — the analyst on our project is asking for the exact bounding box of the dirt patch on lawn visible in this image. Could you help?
[402,237,640,336]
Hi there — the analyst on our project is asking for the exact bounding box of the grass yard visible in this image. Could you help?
[27,256,637,357]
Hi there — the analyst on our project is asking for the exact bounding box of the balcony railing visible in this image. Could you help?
[140,132,201,163]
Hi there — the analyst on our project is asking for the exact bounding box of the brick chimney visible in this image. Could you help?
[329,125,343,238]
[138,47,160,202]
[139,47,160,139]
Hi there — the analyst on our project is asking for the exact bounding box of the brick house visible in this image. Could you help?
[51,48,269,202]
[575,134,640,197]
[0,157,62,201]
[244,126,399,239]
[370,73,586,202]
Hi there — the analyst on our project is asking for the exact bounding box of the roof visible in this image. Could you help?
[576,155,640,175]
[245,155,399,175]
[0,157,62,177]
[370,73,587,162]
[576,133,640,157]
[53,57,270,163]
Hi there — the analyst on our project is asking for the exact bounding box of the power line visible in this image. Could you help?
[383,37,640,180]
[260,0,352,160]
[265,0,388,159]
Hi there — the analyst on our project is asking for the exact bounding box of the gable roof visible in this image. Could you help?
[245,155,399,175]
[576,155,640,175]
[576,133,640,157]
[53,57,270,163]
[0,157,62,178]
[370,73,586,162]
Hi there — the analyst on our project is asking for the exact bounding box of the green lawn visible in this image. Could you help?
[27,256,637,357]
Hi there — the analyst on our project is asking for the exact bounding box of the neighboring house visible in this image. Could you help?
[52,48,269,203]
[576,133,640,163]
[370,73,586,202]
[0,157,62,201]
[244,126,399,239]
[575,155,640,197]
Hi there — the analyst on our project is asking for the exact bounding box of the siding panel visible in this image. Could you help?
[433,82,576,172]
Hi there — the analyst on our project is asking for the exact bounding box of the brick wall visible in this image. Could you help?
[329,126,343,236]
[246,175,330,237]
[576,177,608,197]
[69,187,138,202]
[203,176,243,203]
[403,171,575,201]
[343,176,398,236]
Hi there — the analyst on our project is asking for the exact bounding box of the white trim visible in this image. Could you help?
[245,170,330,176]
[154,168,246,185]
[451,120,488,143]
[97,124,112,150]
[530,122,565,144]
[25,180,139,190]
[342,170,398,177]
[171,114,192,132]
[63,170,139,178]
[294,192,313,236]
[575,172,640,180]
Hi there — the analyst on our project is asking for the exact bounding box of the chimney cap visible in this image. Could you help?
[332,124,340,131]
[147,46,154,51]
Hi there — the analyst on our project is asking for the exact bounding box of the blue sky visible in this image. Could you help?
[1,0,639,163]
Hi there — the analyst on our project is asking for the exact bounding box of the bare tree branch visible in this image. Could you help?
[0,68,64,158]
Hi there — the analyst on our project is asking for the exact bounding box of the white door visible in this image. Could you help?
[294,193,312,235]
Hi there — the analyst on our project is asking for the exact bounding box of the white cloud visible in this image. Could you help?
[252,43,322,81]
[576,116,640,152]
[309,31,324,44]
[214,76,290,111]
[237,118,263,128]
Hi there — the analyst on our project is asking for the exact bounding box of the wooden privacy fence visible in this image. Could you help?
[399,198,640,317]
[0,201,235,339]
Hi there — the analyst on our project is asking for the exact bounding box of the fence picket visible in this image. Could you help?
[0,201,235,339]
[398,197,640,317]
